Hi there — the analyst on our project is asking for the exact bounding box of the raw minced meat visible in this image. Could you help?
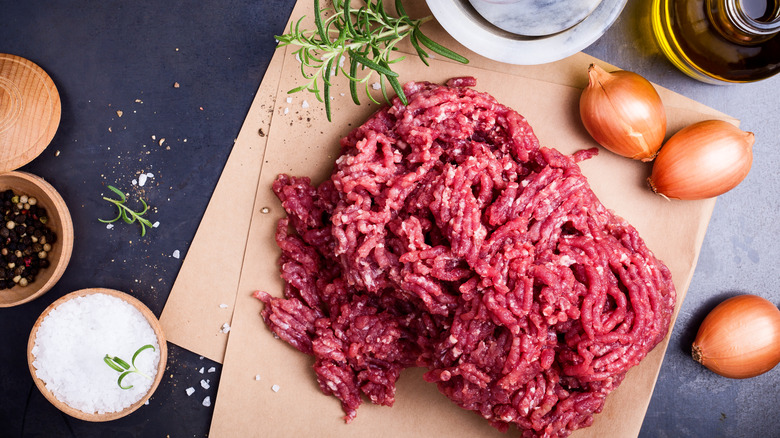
[254,79,676,437]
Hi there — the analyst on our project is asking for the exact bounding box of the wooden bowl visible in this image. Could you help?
[27,288,168,421]
[0,171,73,307]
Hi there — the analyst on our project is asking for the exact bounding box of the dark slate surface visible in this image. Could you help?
[1,1,778,437]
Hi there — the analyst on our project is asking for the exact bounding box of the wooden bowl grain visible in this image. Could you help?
[27,288,168,422]
[0,171,73,307]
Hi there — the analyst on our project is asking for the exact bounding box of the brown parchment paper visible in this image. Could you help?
[161,1,738,436]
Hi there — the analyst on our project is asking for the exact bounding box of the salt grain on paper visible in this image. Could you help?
[220,323,231,334]
[302,100,310,109]
[371,82,381,90]
[202,396,211,407]
[186,387,195,396]
[255,375,261,381]
[271,384,280,393]
[286,97,292,104]
[219,303,228,309]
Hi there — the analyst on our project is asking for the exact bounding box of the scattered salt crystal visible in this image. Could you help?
[132,179,138,186]
[201,379,210,390]
[106,224,114,230]
[220,323,231,334]
[286,97,292,104]
[138,174,148,187]
[172,250,180,259]
[255,374,261,381]
[219,303,228,309]
[152,221,160,228]
[186,387,195,396]
[371,82,381,90]
[30,293,160,415]
[283,107,289,115]
[145,400,149,405]
[340,93,345,97]
[199,367,204,374]
[208,367,216,373]
[202,396,211,407]
[272,384,280,392]
[302,100,310,109]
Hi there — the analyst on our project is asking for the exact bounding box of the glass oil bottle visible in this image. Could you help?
[651,0,780,83]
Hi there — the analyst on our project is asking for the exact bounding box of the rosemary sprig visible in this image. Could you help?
[103,344,156,390]
[276,0,468,121]
[98,185,154,236]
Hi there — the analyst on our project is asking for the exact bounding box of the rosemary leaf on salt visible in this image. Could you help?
[103,344,156,390]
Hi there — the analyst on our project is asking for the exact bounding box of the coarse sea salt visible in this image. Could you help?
[31,293,160,415]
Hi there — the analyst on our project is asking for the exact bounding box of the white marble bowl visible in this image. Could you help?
[426,0,628,65]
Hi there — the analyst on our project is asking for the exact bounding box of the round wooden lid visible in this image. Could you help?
[0,54,61,173]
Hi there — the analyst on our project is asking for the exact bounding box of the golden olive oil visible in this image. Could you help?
[651,0,780,83]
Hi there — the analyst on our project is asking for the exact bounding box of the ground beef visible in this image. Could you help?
[254,79,676,437]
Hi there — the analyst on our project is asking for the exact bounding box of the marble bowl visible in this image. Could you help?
[426,0,628,65]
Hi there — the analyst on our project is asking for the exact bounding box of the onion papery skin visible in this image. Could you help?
[648,120,754,200]
[579,64,667,161]
[692,294,780,379]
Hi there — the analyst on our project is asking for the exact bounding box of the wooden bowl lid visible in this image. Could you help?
[0,54,61,173]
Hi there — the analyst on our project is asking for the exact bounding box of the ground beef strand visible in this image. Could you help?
[255,80,676,437]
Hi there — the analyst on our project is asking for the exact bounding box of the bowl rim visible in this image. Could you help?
[27,287,168,422]
[0,170,74,308]
[425,0,628,65]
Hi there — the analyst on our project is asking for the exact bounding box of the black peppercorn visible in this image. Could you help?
[0,189,57,290]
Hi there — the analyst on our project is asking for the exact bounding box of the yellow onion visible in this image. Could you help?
[579,64,667,161]
[692,294,780,379]
[648,120,754,200]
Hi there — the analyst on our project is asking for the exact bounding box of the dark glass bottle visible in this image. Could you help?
[652,0,780,83]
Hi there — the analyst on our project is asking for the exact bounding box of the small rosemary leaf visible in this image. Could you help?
[377,0,391,25]
[104,355,125,373]
[107,185,126,202]
[121,208,135,224]
[324,58,335,121]
[379,74,390,103]
[394,0,407,17]
[113,356,132,370]
[313,0,328,42]
[364,80,383,105]
[98,209,122,224]
[131,345,155,367]
[414,28,469,64]
[344,0,356,36]
[352,53,398,77]
[140,224,147,237]
[386,74,407,105]
[288,83,311,94]
[349,55,360,105]
[118,372,134,390]
[409,31,429,66]
[138,197,149,215]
